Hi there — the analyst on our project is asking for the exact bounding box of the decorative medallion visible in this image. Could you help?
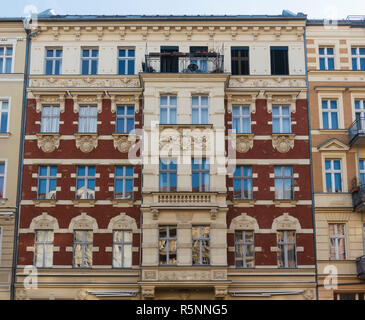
[36,134,60,153]
[75,134,98,153]
[234,134,254,153]
[113,134,136,153]
[272,134,295,153]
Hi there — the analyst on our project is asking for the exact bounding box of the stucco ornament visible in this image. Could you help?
[303,289,315,300]
[272,213,301,232]
[229,213,260,232]
[75,134,98,153]
[272,134,295,153]
[36,134,60,153]
[113,134,136,153]
[234,134,254,153]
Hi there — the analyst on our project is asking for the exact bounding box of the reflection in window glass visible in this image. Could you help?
[235,230,255,268]
[329,224,346,260]
[34,230,54,268]
[73,230,93,268]
[113,230,132,268]
[277,231,296,268]
[159,226,177,265]
[192,226,210,265]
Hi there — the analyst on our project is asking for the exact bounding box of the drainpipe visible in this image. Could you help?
[359,148,365,256]
[10,23,38,300]
[303,24,319,300]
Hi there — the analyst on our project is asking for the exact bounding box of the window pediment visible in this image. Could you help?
[317,138,349,152]
[266,93,297,114]
[34,94,65,113]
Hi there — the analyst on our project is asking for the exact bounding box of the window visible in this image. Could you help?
[272,106,291,133]
[159,226,177,265]
[116,106,134,133]
[73,230,93,268]
[335,293,365,300]
[322,100,338,129]
[0,46,13,73]
[355,100,365,131]
[0,162,5,199]
[192,95,209,124]
[277,231,296,268]
[34,230,54,268]
[274,166,294,200]
[118,48,135,75]
[231,47,249,75]
[325,160,342,193]
[41,106,60,133]
[359,160,365,186]
[0,227,2,264]
[270,47,289,75]
[190,46,208,73]
[319,47,335,70]
[38,166,57,200]
[235,230,255,268]
[0,100,9,133]
[114,166,134,200]
[78,106,97,133]
[352,47,365,71]
[232,106,251,133]
[160,46,179,73]
[81,49,98,75]
[192,158,210,192]
[45,49,62,75]
[76,166,95,200]
[329,224,346,260]
[113,230,132,268]
[160,95,177,124]
[233,166,253,200]
[159,159,177,192]
[192,226,210,265]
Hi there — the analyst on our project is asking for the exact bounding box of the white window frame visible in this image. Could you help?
[44,48,62,75]
[117,48,135,75]
[317,92,344,129]
[235,230,255,268]
[76,166,95,200]
[37,166,57,200]
[321,99,339,129]
[0,160,6,199]
[0,45,13,74]
[233,166,253,200]
[112,230,133,268]
[319,47,335,70]
[160,95,177,124]
[191,95,209,124]
[192,158,210,192]
[114,166,134,199]
[329,223,347,260]
[81,48,99,75]
[192,226,210,266]
[78,105,97,133]
[325,159,343,193]
[34,230,54,268]
[41,105,60,133]
[277,230,297,268]
[232,105,251,133]
[274,166,294,200]
[116,105,135,133]
[359,159,365,186]
[158,225,177,266]
[73,230,93,268]
[352,47,365,71]
[0,99,10,134]
[272,105,291,133]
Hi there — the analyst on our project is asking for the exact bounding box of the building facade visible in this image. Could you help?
[0,19,26,300]
[13,13,316,300]
[307,18,365,300]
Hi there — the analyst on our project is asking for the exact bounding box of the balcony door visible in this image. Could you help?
[160,46,179,73]
[355,100,365,132]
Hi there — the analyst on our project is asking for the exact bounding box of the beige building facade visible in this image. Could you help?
[0,19,26,300]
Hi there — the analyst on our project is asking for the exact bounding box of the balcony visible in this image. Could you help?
[356,256,365,280]
[143,52,224,74]
[349,118,365,146]
[352,184,365,212]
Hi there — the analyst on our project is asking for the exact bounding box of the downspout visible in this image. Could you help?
[357,148,365,256]
[304,24,319,300]
[10,27,31,300]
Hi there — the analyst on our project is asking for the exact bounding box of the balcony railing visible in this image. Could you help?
[356,255,365,280]
[349,118,365,146]
[143,52,224,74]
[352,184,365,211]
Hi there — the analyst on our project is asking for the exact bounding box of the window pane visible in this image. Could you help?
[118,60,126,75]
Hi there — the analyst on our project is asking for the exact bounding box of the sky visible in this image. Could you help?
[1,0,365,19]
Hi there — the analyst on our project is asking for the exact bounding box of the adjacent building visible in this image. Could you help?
[0,19,26,300]
[307,17,365,300]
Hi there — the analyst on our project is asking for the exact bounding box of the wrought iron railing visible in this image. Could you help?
[352,184,365,211]
[349,117,365,145]
[356,255,365,280]
[143,52,224,74]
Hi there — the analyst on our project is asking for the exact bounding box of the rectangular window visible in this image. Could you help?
[114,166,134,200]
[159,159,177,192]
[116,106,134,133]
[277,231,296,268]
[235,230,255,268]
[232,106,251,133]
[34,230,54,268]
[270,46,289,75]
[118,48,135,75]
[319,47,335,70]
[359,160,365,186]
[113,230,132,268]
[159,226,177,265]
[76,166,95,200]
[233,166,253,200]
[0,100,9,133]
[81,49,98,75]
[160,46,179,73]
[192,226,210,265]
[78,106,97,133]
[272,106,291,133]
[322,100,339,129]
[0,162,5,199]
[274,166,294,200]
[192,95,209,124]
[0,46,13,73]
[231,47,249,75]
[329,224,346,260]
[190,46,209,73]
[160,95,177,124]
[73,230,93,268]
[355,99,365,131]
[325,160,342,193]
[38,166,57,200]
[41,106,60,133]
[352,47,365,71]
[192,158,210,192]
[45,48,62,75]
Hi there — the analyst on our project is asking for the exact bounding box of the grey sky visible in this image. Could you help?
[2,0,365,19]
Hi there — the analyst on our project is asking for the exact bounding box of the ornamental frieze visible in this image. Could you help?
[272,134,295,153]
[36,133,60,153]
[113,134,137,153]
[233,134,254,153]
[229,76,306,88]
[74,134,98,153]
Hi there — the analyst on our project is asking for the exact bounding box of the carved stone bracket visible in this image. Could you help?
[227,94,257,114]
[112,133,137,153]
[142,286,155,299]
[73,94,103,113]
[233,134,254,153]
[110,94,140,113]
[75,133,98,153]
[34,94,66,113]
[215,286,228,299]
[272,134,295,153]
[36,133,60,153]
[266,93,297,114]
[210,208,218,220]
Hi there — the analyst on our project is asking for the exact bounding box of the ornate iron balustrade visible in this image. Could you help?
[349,118,365,146]
[352,184,365,211]
[356,255,365,280]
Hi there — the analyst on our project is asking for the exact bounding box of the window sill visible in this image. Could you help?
[74,132,98,136]
[36,132,60,136]
[0,132,11,138]
[159,124,214,129]
[33,199,57,207]
[232,199,256,207]
[72,199,96,207]
[273,199,298,207]
[318,129,347,133]
[112,198,134,207]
